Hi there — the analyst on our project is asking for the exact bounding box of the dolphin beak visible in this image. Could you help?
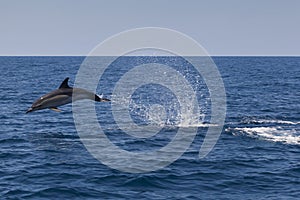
[26,108,33,114]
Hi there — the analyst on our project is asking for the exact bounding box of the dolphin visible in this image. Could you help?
[26,77,110,113]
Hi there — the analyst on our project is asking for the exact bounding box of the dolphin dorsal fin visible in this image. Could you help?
[59,77,71,89]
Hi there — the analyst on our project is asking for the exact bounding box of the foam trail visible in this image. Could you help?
[228,127,300,145]
[244,119,300,125]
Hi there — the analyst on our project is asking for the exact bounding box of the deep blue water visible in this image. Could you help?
[0,56,299,199]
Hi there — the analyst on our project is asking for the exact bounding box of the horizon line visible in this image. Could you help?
[0,54,300,57]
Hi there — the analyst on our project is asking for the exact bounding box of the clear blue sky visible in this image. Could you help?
[1,0,299,55]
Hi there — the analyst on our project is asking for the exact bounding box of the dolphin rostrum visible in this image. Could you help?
[26,77,110,113]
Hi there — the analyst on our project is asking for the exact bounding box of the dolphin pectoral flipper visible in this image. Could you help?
[50,107,61,112]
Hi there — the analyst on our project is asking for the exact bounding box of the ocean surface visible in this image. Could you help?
[0,56,299,199]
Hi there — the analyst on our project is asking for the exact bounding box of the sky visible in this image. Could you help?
[0,0,299,56]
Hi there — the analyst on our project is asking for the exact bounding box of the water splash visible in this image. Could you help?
[110,93,207,129]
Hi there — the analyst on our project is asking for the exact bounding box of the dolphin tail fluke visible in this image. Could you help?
[95,94,110,102]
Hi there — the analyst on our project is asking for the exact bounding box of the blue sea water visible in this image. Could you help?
[0,56,299,199]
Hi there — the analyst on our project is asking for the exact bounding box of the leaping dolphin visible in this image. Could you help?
[26,77,110,113]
